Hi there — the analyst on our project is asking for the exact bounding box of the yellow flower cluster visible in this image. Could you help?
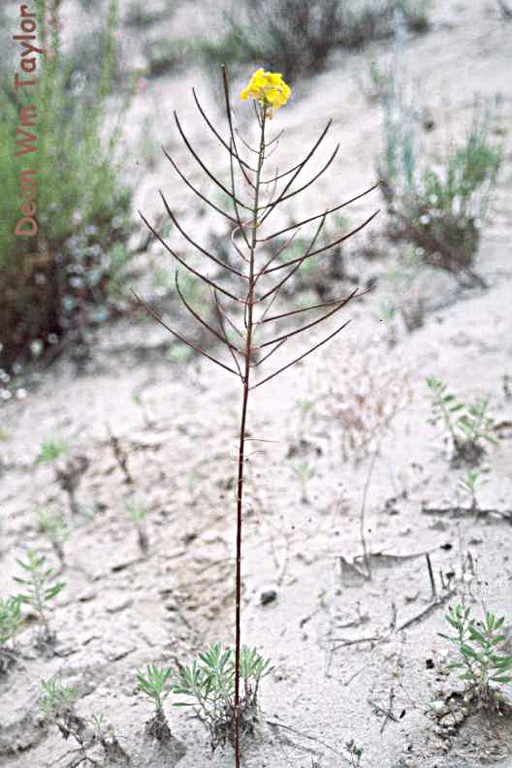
[240,68,291,114]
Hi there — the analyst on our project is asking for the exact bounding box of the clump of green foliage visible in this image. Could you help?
[0,0,133,371]
[395,117,501,278]
[380,12,501,282]
[426,376,498,465]
[40,678,78,722]
[0,596,23,670]
[293,460,316,504]
[440,605,512,709]
[196,0,429,82]
[172,643,272,751]
[35,436,70,465]
[41,678,129,764]
[126,501,149,555]
[14,550,64,644]
[0,596,22,645]
[37,508,68,566]
[345,738,364,767]
[136,663,173,741]
[457,469,486,511]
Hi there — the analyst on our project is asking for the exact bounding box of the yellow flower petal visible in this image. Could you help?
[239,68,291,114]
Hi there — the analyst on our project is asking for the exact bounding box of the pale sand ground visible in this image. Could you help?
[1,1,511,766]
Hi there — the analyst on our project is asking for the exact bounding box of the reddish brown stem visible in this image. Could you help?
[233,103,266,768]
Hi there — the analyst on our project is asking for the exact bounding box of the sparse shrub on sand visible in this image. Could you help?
[386,114,502,283]
[196,0,429,82]
[380,11,501,284]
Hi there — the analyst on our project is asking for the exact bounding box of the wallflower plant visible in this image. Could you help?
[137,65,378,764]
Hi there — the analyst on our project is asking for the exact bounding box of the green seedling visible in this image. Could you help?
[14,551,65,644]
[136,663,173,741]
[440,604,512,709]
[90,714,129,764]
[345,738,364,766]
[0,596,22,647]
[172,643,272,751]
[126,501,149,555]
[295,398,314,419]
[41,678,78,719]
[426,376,497,464]
[457,469,487,511]
[36,436,70,465]
[37,509,68,567]
[41,679,128,766]
[292,461,316,504]
[0,595,23,670]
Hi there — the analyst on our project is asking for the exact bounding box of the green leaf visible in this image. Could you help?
[468,627,486,645]
[460,644,478,659]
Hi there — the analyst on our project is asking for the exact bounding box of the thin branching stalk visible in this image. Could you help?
[138,66,378,766]
[233,100,267,766]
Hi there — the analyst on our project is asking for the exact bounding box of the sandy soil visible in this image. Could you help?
[1,1,512,766]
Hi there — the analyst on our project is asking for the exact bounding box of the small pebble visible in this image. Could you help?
[260,588,277,606]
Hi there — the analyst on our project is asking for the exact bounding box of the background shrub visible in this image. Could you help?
[0,0,133,371]
[379,9,501,280]
[196,0,430,82]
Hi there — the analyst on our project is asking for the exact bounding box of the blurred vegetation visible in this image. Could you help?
[379,9,502,281]
[194,0,430,82]
[0,0,134,371]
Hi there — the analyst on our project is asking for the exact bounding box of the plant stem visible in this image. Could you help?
[33,569,50,639]
[233,108,266,767]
